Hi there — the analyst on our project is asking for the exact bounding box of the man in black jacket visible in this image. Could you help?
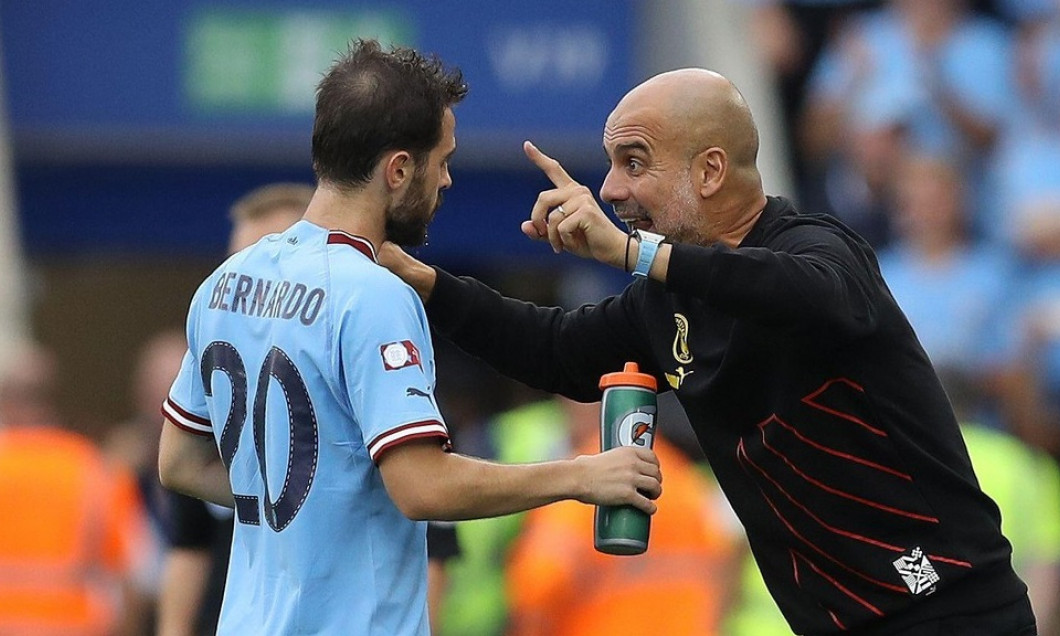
[379,68,1035,635]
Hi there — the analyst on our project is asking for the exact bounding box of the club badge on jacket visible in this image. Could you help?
[665,313,694,390]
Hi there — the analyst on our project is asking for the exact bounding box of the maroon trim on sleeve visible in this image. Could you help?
[163,400,210,426]
[164,414,215,437]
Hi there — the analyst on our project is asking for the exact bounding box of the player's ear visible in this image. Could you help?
[382,150,413,193]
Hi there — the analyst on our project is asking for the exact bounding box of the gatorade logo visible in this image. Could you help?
[617,410,656,448]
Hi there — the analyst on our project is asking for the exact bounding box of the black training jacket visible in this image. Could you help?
[425,196,1027,635]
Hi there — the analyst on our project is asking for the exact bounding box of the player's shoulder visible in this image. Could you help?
[324,233,420,303]
[188,257,235,310]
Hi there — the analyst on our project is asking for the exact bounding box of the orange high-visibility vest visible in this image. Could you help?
[0,426,149,636]
[507,438,740,636]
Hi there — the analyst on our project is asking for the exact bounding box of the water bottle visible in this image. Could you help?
[594,361,658,556]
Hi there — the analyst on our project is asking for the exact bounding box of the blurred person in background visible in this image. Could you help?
[798,92,907,249]
[942,370,1060,635]
[225,183,319,257]
[0,340,154,635]
[505,397,742,636]
[437,396,567,636]
[742,0,882,186]
[156,181,463,635]
[988,3,1060,458]
[801,0,1017,241]
[876,153,1017,424]
[993,0,1058,27]
[104,329,190,632]
[995,0,1060,259]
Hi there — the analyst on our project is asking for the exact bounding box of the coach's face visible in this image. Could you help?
[600,98,703,245]
[386,109,456,247]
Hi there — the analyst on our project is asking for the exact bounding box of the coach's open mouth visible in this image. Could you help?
[622,217,654,233]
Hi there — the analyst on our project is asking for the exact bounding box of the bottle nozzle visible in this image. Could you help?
[599,361,657,391]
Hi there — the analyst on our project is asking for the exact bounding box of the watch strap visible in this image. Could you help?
[633,230,663,278]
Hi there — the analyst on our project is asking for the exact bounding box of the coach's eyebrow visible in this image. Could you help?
[605,140,651,158]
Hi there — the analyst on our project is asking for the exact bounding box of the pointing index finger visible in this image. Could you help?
[524,140,576,188]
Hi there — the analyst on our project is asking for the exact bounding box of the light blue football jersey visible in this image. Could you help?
[163,220,449,635]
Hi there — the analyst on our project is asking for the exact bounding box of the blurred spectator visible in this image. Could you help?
[995,7,1060,257]
[799,101,905,248]
[876,153,1017,421]
[988,9,1060,456]
[993,0,1058,25]
[0,340,154,635]
[874,151,1060,631]
[437,266,620,636]
[725,551,794,636]
[743,0,881,183]
[505,397,741,636]
[159,489,232,636]
[225,183,318,256]
[801,0,1017,240]
[944,370,1060,635]
[439,399,569,636]
[104,329,189,627]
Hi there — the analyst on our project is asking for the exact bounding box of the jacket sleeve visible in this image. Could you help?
[665,225,881,342]
[425,268,660,402]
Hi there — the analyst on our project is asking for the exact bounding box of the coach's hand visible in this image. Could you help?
[378,242,437,304]
[572,446,662,515]
[523,141,629,269]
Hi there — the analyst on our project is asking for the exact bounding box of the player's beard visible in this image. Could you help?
[385,170,442,248]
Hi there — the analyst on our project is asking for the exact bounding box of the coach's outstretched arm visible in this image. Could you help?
[378,439,661,521]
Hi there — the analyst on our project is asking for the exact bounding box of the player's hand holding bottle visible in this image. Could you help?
[571,446,662,515]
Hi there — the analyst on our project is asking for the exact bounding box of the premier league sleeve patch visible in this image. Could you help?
[380,340,421,371]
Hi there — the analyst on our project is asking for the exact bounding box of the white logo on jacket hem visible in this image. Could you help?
[893,546,939,594]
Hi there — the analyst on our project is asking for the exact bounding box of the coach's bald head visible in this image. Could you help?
[621,68,759,168]
[601,68,766,246]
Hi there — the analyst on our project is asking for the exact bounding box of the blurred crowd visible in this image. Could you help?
[3,0,1060,633]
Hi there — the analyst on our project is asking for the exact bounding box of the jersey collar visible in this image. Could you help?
[327,231,378,263]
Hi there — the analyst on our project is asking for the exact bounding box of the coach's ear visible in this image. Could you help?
[382,150,414,193]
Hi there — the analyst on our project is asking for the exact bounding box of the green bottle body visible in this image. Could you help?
[594,384,657,556]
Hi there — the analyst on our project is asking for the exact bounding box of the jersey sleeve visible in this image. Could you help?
[339,275,448,463]
[162,280,213,436]
[163,348,212,436]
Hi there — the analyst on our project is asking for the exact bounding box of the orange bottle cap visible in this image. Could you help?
[599,361,657,391]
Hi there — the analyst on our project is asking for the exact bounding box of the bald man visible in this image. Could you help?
[380,69,1035,635]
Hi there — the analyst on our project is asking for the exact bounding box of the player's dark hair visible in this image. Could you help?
[312,39,468,188]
